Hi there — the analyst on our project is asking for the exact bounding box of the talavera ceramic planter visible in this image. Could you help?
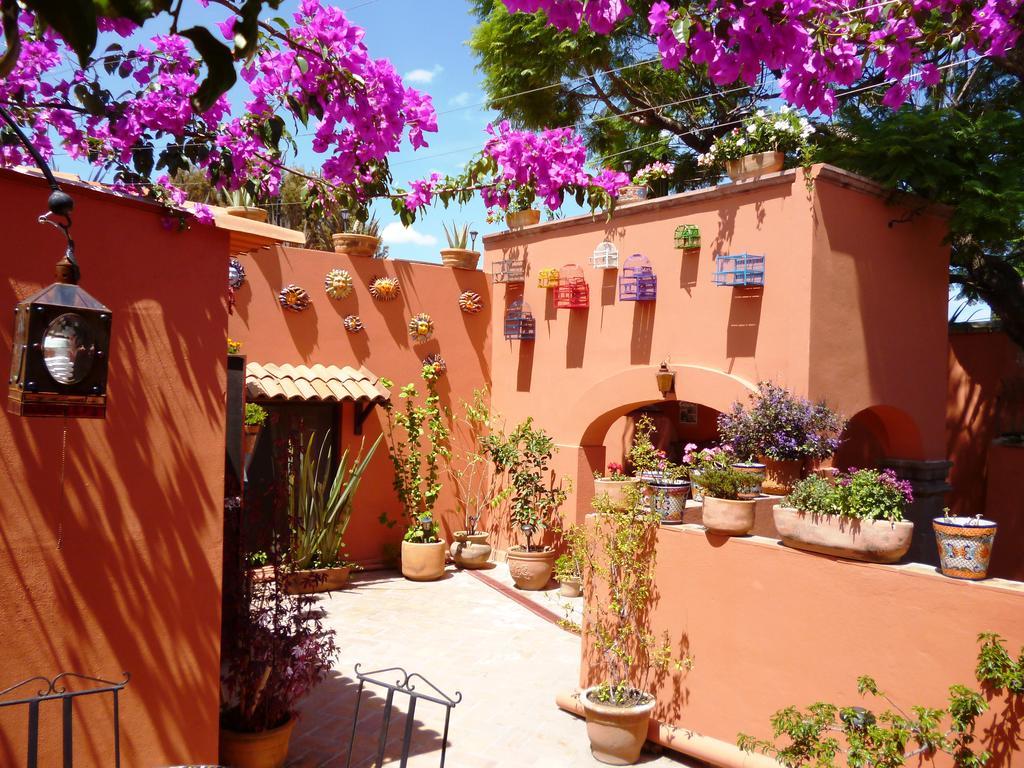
[773,505,914,564]
[933,516,998,580]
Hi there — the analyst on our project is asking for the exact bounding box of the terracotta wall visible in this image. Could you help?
[0,170,228,764]
[581,525,1024,766]
[483,166,951,528]
[947,328,1024,580]
[228,246,491,565]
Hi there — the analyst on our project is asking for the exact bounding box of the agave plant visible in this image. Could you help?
[288,432,382,570]
[442,221,471,249]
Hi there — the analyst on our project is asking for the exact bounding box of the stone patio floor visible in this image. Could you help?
[286,563,694,767]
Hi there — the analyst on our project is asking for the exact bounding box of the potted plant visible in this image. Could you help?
[773,469,915,563]
[381,363,451,581]
[631,161,674,198]
[330,209,383,258]
[697,461,762,536]
[581,487,692,765]
[282,431,381,593]
[224,186,268,222]
[243,403,268,473]
[683,445,732,501]
[555,553,583,597]
[440,221,480,270]
[445,390,513,569]
[504,187,541,229]
[220,566,337,768]
[497,417,569,590]
[933,510,998,580]
[717,381,846,495]
[625,416,690,522]
[593,462,640,511]
[697,107,815,182]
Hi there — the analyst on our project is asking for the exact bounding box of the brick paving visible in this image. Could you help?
[286,564,691,767]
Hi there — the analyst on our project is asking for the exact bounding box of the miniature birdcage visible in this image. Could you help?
[590,240,619,270]
[503,299,536,341]
[712,253,766,287]
[537,267,560,288]
[492,252,527,284]
[554,264,589,309]
[675,224,701,250]
[618,254,657,301]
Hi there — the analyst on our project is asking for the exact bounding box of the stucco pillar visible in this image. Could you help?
[880,458,951,566]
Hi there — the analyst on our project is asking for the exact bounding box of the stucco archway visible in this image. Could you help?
[833,404,926,468]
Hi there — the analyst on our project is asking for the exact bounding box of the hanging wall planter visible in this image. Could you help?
[933,515,998,580]
[278,284,311,312]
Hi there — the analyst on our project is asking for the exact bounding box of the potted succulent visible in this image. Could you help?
[773,469,915,563]
[717,381,846,495]
[581,486,692,765]
[224,186,268,222]
[282,432,381,594]
[381,363,451,581]
[503,187,541,229]
[330,209,383,258]
[445,390,513,569]
[933,510,998,580]
[497,417,569,590]
[697,460,763,536]
[220,566,337,768]
[440,221,480,270]
[697,107,815,182]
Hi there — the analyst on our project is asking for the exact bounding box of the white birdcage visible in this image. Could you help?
[590,240,619,269]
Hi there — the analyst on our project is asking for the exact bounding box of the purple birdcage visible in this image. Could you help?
[503,299,536,341]
[712,253,765,287]
[618,253,657,301]
[554,264,589,309]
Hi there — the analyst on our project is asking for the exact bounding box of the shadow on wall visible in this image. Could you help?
[725,288,762,359]
[0,177,227,765]
[630,302,655,366]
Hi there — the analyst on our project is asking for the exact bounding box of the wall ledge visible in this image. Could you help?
[658,523,1024,595]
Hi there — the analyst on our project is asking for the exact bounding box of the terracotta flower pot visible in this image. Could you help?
[558,576,583,597]
[506,209,541,229]
[643,481,689,522]
[219,714,296,768]
[242,423,262,474]
[773,505,914,563]
[759,457,805,495]
[933,516,998,580]
[702,496,756,536]
[725,151,785,183]
[581,687,656,766]
[439,248,480,270]
[449,531,492,569]
[400,540,446,581]
[331,232,381,258]
[732,462,766,499]
[225,206,269,223]
[282,565,350,594]
[506,547,556,590]
[617,185,649,203]
[595,478,641,510]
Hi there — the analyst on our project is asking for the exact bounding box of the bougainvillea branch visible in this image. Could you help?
[500,0,1024,114]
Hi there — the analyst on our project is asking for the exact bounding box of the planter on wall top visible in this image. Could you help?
[759,457,805,495]
[440,248,481,270]
[225,206,269,223]
[594,478,641,510]
[725,151,784,183]
[933,516,998,580]
[506,209,541,229]
[702,496,756,536]
[331,232,380,257]
[773,505,914,563]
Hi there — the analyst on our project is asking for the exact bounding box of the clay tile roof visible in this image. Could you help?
[245,362,390,404]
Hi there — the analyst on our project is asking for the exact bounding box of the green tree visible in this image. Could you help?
[817,56,1024,350]
[468,0,769,188]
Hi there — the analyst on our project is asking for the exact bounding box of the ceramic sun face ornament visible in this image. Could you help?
[343,315,364,333]
[422,353,446,374]
[228,257,246,289]
[278,284,311,312]
[408,312,434,344]
[458,290,483,314]
[324,268,353,299]
[369,276,401,301]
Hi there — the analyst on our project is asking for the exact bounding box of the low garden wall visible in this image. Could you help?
[580,523,1024,767]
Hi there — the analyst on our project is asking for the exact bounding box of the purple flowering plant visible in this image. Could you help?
[716,382,846,462]
[785,468,913,522]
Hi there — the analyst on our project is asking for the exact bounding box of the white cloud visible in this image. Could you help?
[449,91,472,107]
[404,65,443,84]
[381,222,437,247]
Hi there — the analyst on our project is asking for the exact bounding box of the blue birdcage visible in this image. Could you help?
[618,254,657,301]
[554,264,589,309]
[504,299,536,341]
[712,253,766,287]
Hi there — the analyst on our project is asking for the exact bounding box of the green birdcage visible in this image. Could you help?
[675,224,701,250]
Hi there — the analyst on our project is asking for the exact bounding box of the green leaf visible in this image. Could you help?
[672,14,692,45]
[180,25,237,113]
[24,0,97,68]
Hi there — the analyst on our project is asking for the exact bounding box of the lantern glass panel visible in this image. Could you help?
[42,313,95,384]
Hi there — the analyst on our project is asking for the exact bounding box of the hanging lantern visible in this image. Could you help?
[655,361,675,395]
[343,315,364,333]
[278,284,311,312]
[369,276,401,301]
[408,312,434,344]
[228,257,246,289]
[324,268,353,299]
[458,291,483,314]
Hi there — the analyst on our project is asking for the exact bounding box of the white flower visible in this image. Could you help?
[736,138,746,147]
[747,124,757,133]
[756,109,765,117]
[774,120,788,130]
[799,117,809,126]
[780,105,790,113]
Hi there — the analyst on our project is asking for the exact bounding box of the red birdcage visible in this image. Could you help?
[554,264,589,309]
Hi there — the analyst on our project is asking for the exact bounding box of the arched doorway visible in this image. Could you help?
[833,404,925,469]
